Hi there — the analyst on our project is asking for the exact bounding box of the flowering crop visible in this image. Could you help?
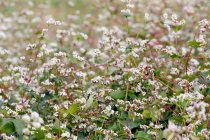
[0,0,209,140]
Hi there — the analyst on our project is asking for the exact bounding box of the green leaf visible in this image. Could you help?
[1,121,15,134]
[53,118,59,129]
[135,131,153,140]
[154,68,161,76]
[69,103,79,114]
[130,120,141,129]
[34,129,45,139]
[150,108,161,121]
[171,54,180,59]
[35,30,42,35]
[171,115,184,124]
[12,119,25,136]
[204,94,210,102]
[110,90,125,99]
[120,111,128,119]
[163,111,173,121]
[111,83,121,89]
[78,132,86,140]
[128,90,136,99]
[86,95,94,109]
[62,103,79,115]
[107,122,119,131]
[39,36,45,41]
[196,122,208,133]
[125,46,132,54]
[173,25,184,32]
[0,118,3,127]
[188,40,201,48]
[142,110,151,119]
[52,118,61,135]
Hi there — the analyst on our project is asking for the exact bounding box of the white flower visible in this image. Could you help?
[32,122,41,129]
[22,114,31,123]
[190,59,199,66]
[144,13,151,21]
[71,135,78,140]
[38,117,44,124]
[46,18,62,26]
[61,131,70,138]
[170,68,180,75]
[31,112,39,121]
[46,133,52,138]
[121,9,132,17]
[171,14,178,21]
[22,128,30,135]
[168,121,181,133]
[102,105,114,116]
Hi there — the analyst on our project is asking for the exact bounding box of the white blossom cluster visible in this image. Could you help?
[0,0,209,140]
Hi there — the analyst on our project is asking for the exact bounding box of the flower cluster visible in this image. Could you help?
[0,0,209,140]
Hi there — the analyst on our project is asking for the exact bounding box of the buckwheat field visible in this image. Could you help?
[0,0,209,140]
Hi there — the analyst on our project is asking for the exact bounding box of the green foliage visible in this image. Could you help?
[135,131,153,140]
[30,129,45,140]
[172,25,185,32]
[188,40,201,48]
[154,68,161,76]
[0,118,24,137]
[0,0,209,140]
[60,103,80,116]
[110,90,125,99]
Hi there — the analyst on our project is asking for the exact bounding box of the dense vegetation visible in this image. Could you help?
[0,0,209,140]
